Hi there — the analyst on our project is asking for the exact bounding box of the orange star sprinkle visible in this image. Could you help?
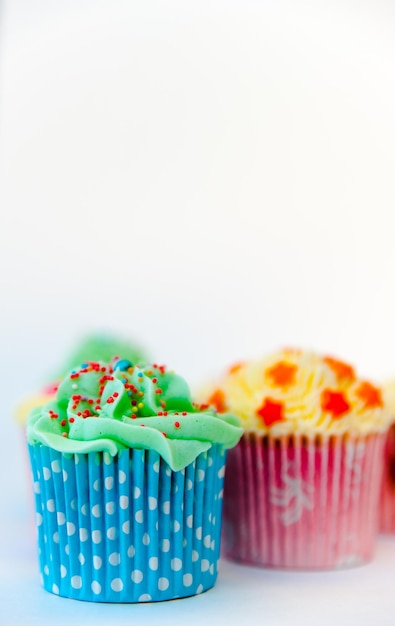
[256,397,285,427]
[324,356,355,382]
[266,361,297,387]
[321,389,350,418]
[207,389,227,413]
[228,361,245,375]
[356,382,383,409]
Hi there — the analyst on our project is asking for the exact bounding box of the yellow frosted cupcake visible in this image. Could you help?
[202,349,390,569]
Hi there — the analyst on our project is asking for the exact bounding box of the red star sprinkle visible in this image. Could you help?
[321,389,350,418]
[324,357,355,382]
[266,361,297,387]
[355,382,383,409]
[256,397,285,427]
[208,389,227,413]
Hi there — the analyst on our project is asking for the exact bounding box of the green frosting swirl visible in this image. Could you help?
[27,361,242,471]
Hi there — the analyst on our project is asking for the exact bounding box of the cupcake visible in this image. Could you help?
[379,381,395,532]
[202,349,390,569]
[16,333,148,425]
[27,360,242,602]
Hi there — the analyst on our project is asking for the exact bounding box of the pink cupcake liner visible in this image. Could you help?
[222,432,385,569]
[379,424,395,533]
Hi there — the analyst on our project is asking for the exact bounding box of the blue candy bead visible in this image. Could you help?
[113,359,133,371]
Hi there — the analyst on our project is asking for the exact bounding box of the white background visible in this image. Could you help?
[1,1,395,624]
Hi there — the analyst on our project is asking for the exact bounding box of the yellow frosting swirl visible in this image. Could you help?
[382,380,395,419]
[15,390,56,425]
[202,349,390,437]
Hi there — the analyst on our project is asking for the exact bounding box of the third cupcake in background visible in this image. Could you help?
[379,381,395,533]
[15,332,148,426]
[201,349,391,569]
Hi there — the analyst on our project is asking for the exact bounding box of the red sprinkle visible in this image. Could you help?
[113,392,119,398]
[174,421,180,428]
[107,397,114,404]
[60,419,66,426]
[69,417,75,423]
[61,432,68,438]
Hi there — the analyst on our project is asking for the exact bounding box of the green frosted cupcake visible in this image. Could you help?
[27,360,242,602]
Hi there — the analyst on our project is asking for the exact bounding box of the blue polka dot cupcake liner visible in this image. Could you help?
[28,444,227,602]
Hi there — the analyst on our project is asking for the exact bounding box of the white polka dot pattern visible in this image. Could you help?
[110,578,123,592]
[71,576,82,590]
[92,504,101,518]
[127,545,135,558]
[107,527,118,540]
[29,444,226,602]
[171,558,182,571]
[105,477,113,490]
[106,501,115,515]
[149,557,158,570]
[131,569,143,583]
[119,495,129,509]
[138,593,151,602]
[109,552,120,566]
[158,577,169,591]
[91,581,101,594]
[122,521,130,534]
[93,556,102,569]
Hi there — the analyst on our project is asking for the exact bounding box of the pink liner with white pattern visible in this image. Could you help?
[222,432,385,569]
[379,424,395,533]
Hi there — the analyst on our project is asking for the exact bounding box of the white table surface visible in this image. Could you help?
[2,415,395,626]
